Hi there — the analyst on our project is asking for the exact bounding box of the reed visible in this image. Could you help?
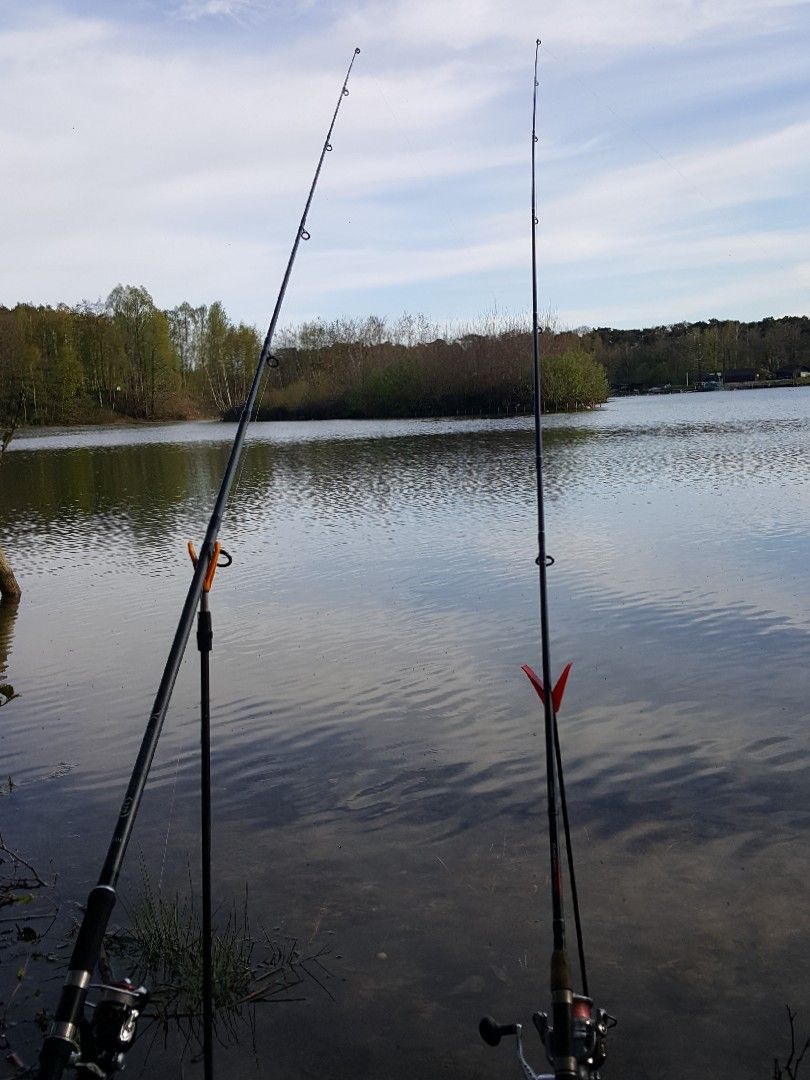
[112,876,323,1051]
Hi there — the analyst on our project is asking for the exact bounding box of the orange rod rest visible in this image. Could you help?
[187,541,222,593]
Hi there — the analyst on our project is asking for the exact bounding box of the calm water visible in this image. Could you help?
[1,389,809,1078]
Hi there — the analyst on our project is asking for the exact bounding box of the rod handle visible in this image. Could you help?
[38,885,117,1079]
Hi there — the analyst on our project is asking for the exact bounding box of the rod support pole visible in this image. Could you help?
[198,599,214,1080]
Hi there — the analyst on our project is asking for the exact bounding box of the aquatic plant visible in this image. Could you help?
[107,873,330,1061]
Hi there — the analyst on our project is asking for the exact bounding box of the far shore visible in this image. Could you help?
[5,378,810,433]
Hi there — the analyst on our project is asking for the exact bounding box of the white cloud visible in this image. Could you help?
[290,112,810,295]
[548,120,810,228]
[557,264,810,331]
[0,1,808,328]
[343,0,799,52]
[174,0,256,19]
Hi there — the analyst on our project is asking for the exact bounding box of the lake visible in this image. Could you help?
[1,388,809,1078]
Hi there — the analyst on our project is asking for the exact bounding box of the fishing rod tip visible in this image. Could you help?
[536,37,541,45]
[354,46,361,53]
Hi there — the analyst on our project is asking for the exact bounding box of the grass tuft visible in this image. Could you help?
[108,870,328,1056]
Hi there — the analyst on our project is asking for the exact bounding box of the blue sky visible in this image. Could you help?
[1,0,808,332]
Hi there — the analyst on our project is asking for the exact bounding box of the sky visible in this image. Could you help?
[1,0,809,333]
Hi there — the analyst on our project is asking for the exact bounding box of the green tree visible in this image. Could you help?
[106,286,180,417]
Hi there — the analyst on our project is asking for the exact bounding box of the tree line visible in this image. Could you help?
[5,289,805,425]
[584,316,810,389]
[0,287,261,426]
[0,291,609,424]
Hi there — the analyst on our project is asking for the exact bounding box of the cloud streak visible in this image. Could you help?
[0,1,808,329]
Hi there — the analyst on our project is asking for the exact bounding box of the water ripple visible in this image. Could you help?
[1,390,809,1080]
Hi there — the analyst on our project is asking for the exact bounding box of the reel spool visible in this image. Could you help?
[75,980,148,1077]
[480,995,616,1080]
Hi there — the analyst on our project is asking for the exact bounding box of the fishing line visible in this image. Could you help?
[37,44,362,1080]
[157,750,182,893]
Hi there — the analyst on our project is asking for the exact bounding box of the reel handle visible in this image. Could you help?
[479,1015,519,1047]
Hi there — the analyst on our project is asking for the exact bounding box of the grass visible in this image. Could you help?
[108,871,330,1059]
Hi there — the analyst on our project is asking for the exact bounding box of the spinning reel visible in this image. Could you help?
[72,980,148,1077]
[480,994,616,1080]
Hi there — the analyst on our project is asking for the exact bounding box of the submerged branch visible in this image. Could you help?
[774,1006,810,1079]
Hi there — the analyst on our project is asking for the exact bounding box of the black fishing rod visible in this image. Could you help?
[37,45,361,1080]
[188,538,229,1080]
[479,40,614,1080]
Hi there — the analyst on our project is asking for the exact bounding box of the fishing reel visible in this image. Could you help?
[73,979,148,1077]
[480,995,615,1080]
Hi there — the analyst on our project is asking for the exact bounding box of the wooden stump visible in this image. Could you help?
[0,546,21,599]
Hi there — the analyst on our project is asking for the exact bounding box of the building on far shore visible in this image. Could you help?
[775,366,810,380]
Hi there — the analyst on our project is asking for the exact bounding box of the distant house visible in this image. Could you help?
[724,368,758,383]
[697,372,722,390]
[613,383,646,395]
[775,366,810,380]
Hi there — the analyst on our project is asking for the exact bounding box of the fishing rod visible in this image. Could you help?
[37,45,361,1080]
[479,40,615,1080]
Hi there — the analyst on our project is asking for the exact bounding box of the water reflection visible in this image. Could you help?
[0,391,808,1079]
[0,595,19,705]
[5,412,809,565]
